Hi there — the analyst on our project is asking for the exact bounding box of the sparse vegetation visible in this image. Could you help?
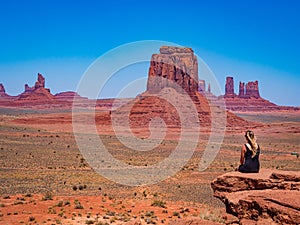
[42,192,53,201]
[151,200,166,208]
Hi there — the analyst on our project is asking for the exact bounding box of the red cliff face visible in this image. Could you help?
[224,76,235,97]
[147,46,198,95]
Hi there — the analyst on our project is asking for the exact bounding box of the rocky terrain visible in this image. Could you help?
[211,169,300,224]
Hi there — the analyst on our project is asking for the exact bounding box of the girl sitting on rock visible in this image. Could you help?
[238,130,260,173]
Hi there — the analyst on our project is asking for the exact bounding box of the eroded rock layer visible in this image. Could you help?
[211,169,300,224]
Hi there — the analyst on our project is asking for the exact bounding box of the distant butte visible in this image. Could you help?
[222,76,298,111]
[0,47,298,113]
[17,73,55,101]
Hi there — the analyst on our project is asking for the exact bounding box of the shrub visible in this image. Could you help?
[29,216,35,221]
[42,192,53,201]
[74,200,84,209]
[151,200,166,208]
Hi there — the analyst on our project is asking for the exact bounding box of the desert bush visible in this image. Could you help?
[85,220,95,224]
[173,211,180,217]
[74,200,84,209]
[29,216,35,221]
[64,200,71,206]
[151,200,166,208]
[56,200,63,207]
[42,192,53,201]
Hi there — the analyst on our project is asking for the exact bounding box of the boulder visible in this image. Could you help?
[211,169,300,224]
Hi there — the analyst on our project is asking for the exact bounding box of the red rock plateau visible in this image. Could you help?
[211,169,300,224]
[222,76,299,112]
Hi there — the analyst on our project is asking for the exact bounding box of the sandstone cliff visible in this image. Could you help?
[211,169,300,224]
[147,46,198,94]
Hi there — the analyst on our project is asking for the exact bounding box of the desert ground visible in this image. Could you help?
[0,107,299,225]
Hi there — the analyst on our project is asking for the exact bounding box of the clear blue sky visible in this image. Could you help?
[0,0,299,106]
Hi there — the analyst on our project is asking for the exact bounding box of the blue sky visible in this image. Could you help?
[0,0,299,106]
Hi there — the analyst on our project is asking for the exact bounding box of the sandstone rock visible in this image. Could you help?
[198,79,206,92]
[147,46,198,94]
[239,82,245,98]
[211,169,300,224]
[18,73,54,101]
[222,77,289,111]
[245,81,260,98]
[112,47,253,130]
[34,73,45,89]
[225,76,235,97]
[25,73,46,92]
[0,83,7,97]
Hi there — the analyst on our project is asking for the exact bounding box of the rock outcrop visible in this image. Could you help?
[238,82,245,98]
[147,46,198,95]
[211,169,300,224]
[18,73,54,101]
[24,73,46,93]
[224,76,260,99]
[224,76,235,98]
[221,77,292,111]
[245,80,260,98]
[0,83,7,97]
[198,79,206,92]
[112,46,251,130]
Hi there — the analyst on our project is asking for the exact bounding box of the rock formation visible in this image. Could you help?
[147,46,198,95]
[24,73,46,92]
[211,169,300,224]
[224,77,261,99]
[221,77,287,111]
[0,83,7,97]
[245,80,260,98]
[238,82,245,98]
[112,46,251,130]
[18,73,54,100]
[224,76,235,97]
[198,79,206,92]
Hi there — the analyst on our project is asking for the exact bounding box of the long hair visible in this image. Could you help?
[245,130,258,158]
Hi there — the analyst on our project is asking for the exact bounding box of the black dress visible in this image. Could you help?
[238,144,260,173]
